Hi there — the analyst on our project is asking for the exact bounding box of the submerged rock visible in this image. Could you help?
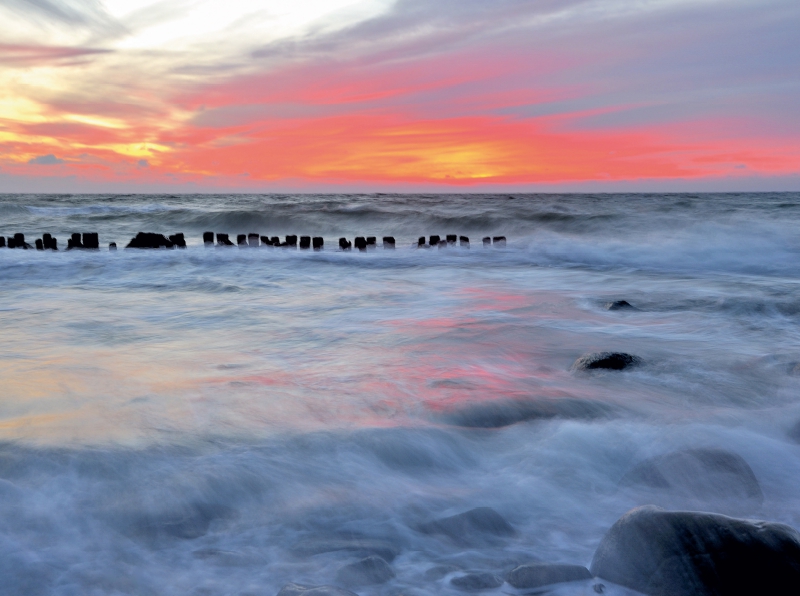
[277,583,358,596]
[291,538,399,562]
[450,572,503,591]
[620,448,763,503]
[590,505,800,596]
[424,564,461,580]
[506,563,592,589]
[418,507,515,545]
[572,352,642,371]
[128,501,232,541]
[605,300,634,311]
[439,398,615,429]
[335,555,395,586]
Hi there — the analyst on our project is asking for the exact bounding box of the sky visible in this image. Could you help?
[0,0,798,192]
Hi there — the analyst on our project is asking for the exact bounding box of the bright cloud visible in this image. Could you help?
[0,0,798,191]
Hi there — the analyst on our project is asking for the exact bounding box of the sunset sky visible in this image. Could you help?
[1,0,798,191]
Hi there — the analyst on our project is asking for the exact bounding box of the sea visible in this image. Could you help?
[1,192,800,595]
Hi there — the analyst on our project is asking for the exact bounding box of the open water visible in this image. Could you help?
[1,193,800,595]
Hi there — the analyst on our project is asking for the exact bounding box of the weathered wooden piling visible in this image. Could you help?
[339,237,351,250]
[418,237,426,247]
[299,236,311,249]
[354,237,367,251]
[313,237,323,250]
[248,233,259,247]
[83,233,99,249]
[383,236,395,249]
[0,237,5,248]
[493,236,506,246]
[14,233,31,249]
[286,235,298,247]
[270,236,279,246]
[203,231,214,246]
[109,242,117,250]
[429,235,440,247]
[217,233,234,246]
[366,237,376,248]
[35,239,44,250]
[67,233,83,249]
[460,236,469,247]
[483,236,491,247]
[446,234,457,245]
[169,233,186,248]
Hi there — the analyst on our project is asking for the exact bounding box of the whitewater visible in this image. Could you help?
[1,192,800,595]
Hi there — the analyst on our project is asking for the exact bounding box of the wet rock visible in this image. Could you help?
[429,235,440,246]
[572,352,642,371]
[125,232,174,249]
[418,507,515,545]
[482,237,491,247]
[300,236,311,249]
[424,564,461,580]
[277,583,358,596]
[590,505,800,596]
[450,572,503,591]
[129,501,232,541]
[291,538,400,562]
[335,555,395,586]
[460,235,469,247]
[339,238,351,250]
[620,448,763,503]
[605,300,634,311]
[492,236,506,246]
[216,233,234,246]
[203,231,214,245]
[439,398,615,429]
[506,563,592,589]
[383,236,395,249]
[313,237,324,250]
[82,232,99,249]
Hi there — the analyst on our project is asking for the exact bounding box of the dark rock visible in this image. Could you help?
[35,238,44,250]
[299,236,311,249]
[439,398,615,429]
[418,236,427,247]
[109,242,117,250]
[291,538,400,562]
[447,234,457,245]
[383,236,395,248]
[14,233,31,249]
[482,237,491,246]
[620,448,763,503]
[277,583,358,596]
[286,235,298,247]
[590,505,800,596]
[424,564,461,580]
[450,573,503,591]
[313,237,324,250]
[492,236,506,246]
[418,507,515,545]
[572,352,642,371]
[460,236,469,246]
[430,235,440,246]
[506,564,592,589]
[203,231,214,245]
[237,234,247,246]
[125,232,174,249]
[606,300,634,311]
[216,233,234,246]
[82,232,99,249]
[335,555,395,586]
[354,237,367,251]
[339,238,351,251]
[169,233,186,248]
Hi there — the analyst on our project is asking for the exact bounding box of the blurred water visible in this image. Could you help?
[1,193,800,595]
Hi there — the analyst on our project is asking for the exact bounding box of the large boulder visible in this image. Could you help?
[438,398,614,429]
[335,555,394,586]
[620,449,763,506]
[418,507,515,546]
[572,352,642,371]
[277,583,357,596]
[590,505,800,596]
[506,563,592,589]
